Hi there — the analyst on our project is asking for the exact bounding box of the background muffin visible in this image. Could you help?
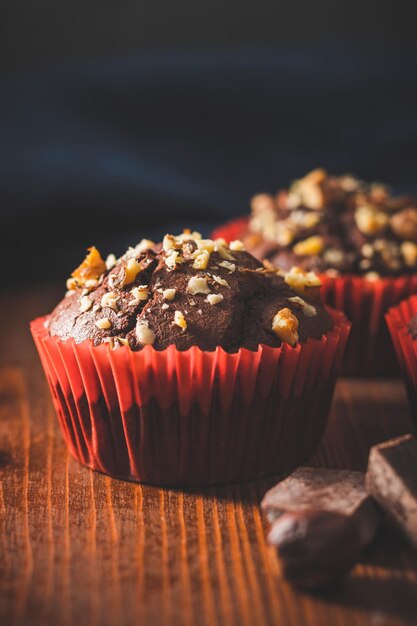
[213,170,417,376]
[246,168,417,277]
[386,296,417,426]
[32,232,349,486]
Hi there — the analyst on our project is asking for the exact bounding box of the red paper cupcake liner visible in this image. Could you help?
[31,309,350,486]
[212,217,417,377]
[386,296,417,425]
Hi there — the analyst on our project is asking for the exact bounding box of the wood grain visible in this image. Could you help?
[1,284,417,626]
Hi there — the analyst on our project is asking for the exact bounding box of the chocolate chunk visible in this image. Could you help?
[365,433,417,546]
[262,468,382,589]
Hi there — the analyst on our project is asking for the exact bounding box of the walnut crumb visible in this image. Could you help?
[174,311,187,330]
[95,318,112,330]
[135,321,156,345]
[218,261,236,273]
[163,288,176,301]
[121,258,142,286]
[131,285,149,301]
[79,295,93,312]
[207,294,224,305]
[288,296,317,317]
[187,276,211,295]
[272,308,299,346]
[101,291,119,311]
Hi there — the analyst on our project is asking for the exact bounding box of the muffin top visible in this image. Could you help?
[47,231,332,352]
[245,168,417,277]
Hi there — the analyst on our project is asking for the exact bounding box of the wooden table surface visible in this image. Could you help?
[1,284,417,626]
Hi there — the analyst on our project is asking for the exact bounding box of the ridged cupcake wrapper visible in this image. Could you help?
[212,217,417,377]
[31,309,350,486]
[386,296,417,424]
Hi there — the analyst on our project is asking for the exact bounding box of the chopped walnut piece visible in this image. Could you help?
[364,271,380,281]
[293,235,324,257]
[163,235,179,251]
[79,295,93,312]
[130,285,149,301]
[135,239,155,253]
[187,276,211,295]
[290,169,327,210]
[272,308,299,346]
[196,239,216,253]
[174,310,187,330]
[193,250,210,270]
[95,318,112,330]
[215,241,236,261]
[355,205,389,236]
[176,230,202,243]
[218,261,236,273]
[70,246,106,289]
[211,275,230,288]
[401,241,417,267]
[206,294,224,305]
[101,291,119,311]
[390,208,417,242]
[162,288,176,301]
[165,250,184,269]
[136,321,156,345]
[229,240,245,251]
[284,267,321,300]
[105,254,117,270]
[361,243,374,258]
[120,258,142,287]
[288,296,317,317]
[251,193,276,213]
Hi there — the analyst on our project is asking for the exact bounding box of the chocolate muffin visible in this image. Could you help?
[245,168,417,277]
[48,232,332,352]
[32,231,349,486]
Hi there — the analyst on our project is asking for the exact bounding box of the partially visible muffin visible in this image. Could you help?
[245,168,417,277]
[48,232,332,352]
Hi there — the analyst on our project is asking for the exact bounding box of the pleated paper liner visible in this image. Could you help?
[386,296,417,426]
[212,217,417,377]
[31,309,350,487]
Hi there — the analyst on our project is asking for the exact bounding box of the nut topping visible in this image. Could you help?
[130,285,149,301]
[79,295,93,312]
[187,276,211,295]
[95,318,112,330]
[206,294,224,305]
[218,261,236,273]
[162,288,176,301]
[390,208,417,242]
[272,308,299,346]
[135,322,156,345]
[284,267,321,300]
[288,296,317,317]
[173,311,187,331]
[355,205,389,236]
[69,246,106,290]
[101,291,119,311]
[192,250,210,270]
[120,258,142,286]
[293,236,324,257]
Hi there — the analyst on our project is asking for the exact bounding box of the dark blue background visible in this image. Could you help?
[1,44,417,286]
